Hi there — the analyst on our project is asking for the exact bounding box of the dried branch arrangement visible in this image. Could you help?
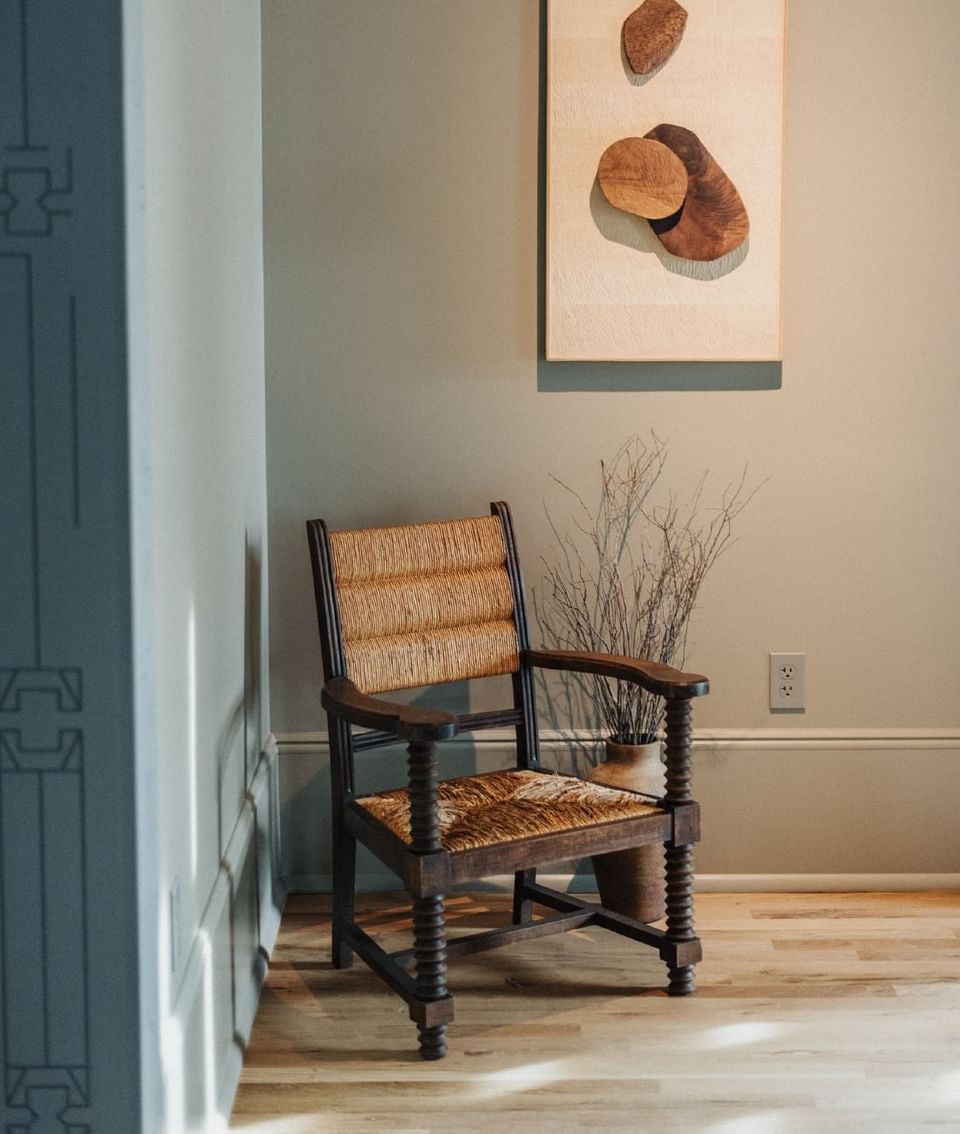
[537,434,759,744]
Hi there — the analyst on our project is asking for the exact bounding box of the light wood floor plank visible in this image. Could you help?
[231,891,960,1132]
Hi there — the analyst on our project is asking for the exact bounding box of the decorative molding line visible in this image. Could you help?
[277,726,960,754]
[171,742,282,1023]
[1,1,112,1125]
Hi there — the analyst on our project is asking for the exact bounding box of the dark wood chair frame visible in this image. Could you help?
[306,502,709,1059]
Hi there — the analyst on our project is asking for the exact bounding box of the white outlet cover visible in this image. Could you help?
[769,652,805,710]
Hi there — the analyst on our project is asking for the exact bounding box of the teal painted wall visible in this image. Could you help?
[0,1,143,1130]
[124,0,278,1127]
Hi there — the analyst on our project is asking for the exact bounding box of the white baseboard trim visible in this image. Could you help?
[695,873,960,892]
[277,726,960,753]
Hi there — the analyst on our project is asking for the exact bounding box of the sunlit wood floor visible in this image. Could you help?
[232,891,960,1132]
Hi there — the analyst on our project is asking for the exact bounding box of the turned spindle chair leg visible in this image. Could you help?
[413,894,448,1059]
[665,843,696,994]
[664,698,698,995]
[407,739,450,1058]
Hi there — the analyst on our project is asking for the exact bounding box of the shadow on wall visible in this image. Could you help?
[589,178,750,283]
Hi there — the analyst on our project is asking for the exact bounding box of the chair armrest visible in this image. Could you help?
[523,648,709,700]
[321,677,459,741]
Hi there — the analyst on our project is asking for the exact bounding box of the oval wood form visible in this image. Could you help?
[597,137,688,220]
[622,0,688,76]
[644,124,750,262]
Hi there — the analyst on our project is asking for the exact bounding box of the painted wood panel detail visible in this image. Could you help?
[546,0,785,361]
[0,1,132,1129]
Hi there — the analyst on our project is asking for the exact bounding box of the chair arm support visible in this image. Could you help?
[523,649,709,700]
[321,677,459,741]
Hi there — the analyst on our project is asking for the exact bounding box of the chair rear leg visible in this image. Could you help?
[412,894,448,1059]
[332,823,356,969]
[512,868,536,925]
[663,698,698,995]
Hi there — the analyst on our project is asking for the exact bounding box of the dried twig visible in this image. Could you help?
[536,435,760,744]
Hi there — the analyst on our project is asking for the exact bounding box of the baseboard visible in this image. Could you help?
[277,726,960,751]
[694,873,960,891]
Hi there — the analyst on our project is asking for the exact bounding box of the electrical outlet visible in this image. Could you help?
[769,652,805,710]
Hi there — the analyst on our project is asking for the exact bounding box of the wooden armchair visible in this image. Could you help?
[306,503,708,1059]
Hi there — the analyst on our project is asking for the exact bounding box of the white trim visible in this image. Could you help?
[694,873,960,892]
[249,733,284,954]
[172,742,281,1020]
[277,726,960,753]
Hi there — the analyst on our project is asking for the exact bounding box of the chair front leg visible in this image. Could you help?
[407,739,449,1058]
[663,698,699,995]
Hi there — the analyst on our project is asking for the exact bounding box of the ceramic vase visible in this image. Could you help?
[588,738,666,923]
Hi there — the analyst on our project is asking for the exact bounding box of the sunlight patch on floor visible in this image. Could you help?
[468,1058,569,1099]
[935,1068,960,1105]
[703,1112,788,1133]
[696,1021,785,1049]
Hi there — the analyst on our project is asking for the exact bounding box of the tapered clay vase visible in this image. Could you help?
[589,739,665,922]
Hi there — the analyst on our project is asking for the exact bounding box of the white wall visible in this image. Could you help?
[126,1,280,1128]
[263,1,960,883]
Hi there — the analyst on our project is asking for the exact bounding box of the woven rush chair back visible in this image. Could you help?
[319,510,524,694]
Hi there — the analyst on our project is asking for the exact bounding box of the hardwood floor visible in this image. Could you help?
[231,891,960,1132]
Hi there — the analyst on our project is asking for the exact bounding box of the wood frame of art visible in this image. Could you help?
[546,0,785,363]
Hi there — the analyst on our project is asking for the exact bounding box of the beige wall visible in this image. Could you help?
[263,1,960,877]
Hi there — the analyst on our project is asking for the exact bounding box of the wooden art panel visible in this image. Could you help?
[546,0,785,362]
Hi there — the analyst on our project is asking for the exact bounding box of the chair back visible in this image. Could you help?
[307,504,531,695]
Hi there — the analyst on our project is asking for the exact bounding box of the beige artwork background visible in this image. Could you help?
[547,0,785,361]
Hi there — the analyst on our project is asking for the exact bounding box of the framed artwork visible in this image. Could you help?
[546,0,785,362]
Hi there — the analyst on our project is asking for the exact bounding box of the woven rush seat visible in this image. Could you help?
[354,769,662,853]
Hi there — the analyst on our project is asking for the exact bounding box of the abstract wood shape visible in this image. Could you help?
[644,124,750,261]
[622,0,688,76]
[597,137,688,220]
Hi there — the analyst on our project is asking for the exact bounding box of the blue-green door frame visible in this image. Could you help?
[1,2,145,1131]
